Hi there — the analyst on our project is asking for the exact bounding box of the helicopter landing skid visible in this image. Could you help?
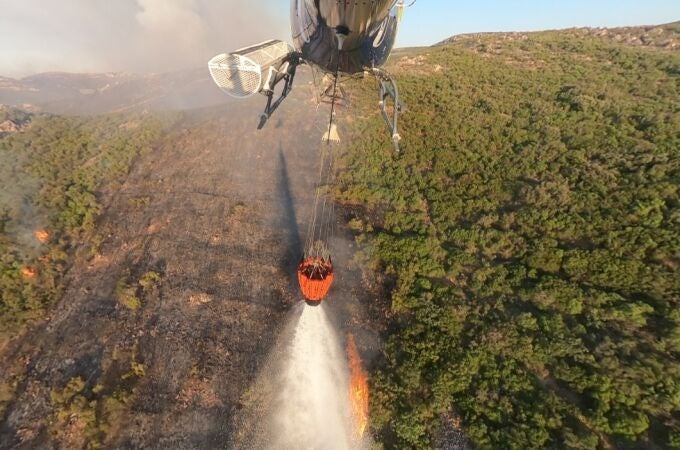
[371,68,402,152]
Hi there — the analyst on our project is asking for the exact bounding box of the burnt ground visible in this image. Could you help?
[0,78,382,449]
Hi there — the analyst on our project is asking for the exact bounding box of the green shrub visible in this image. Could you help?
[339,28,680,449]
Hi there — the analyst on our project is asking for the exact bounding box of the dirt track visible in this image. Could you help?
[0,81,380,448]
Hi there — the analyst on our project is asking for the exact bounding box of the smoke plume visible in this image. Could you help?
[0,0,289,76]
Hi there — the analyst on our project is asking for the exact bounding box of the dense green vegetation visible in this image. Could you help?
[49,348,147,448]
[338,30,679,448]
[0,108,173,336]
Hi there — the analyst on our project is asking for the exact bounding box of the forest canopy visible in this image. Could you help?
[338,28,680,449]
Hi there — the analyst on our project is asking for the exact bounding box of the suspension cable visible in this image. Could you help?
[317,69,340,254]
[304,54,341,259]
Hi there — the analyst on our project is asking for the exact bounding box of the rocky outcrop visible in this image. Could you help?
[0,106,34,135]
[0,119,20,135]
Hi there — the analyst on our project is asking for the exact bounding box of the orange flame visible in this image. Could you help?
[21,267,36,279]
[347,334,369,438]
[34,229,49,243]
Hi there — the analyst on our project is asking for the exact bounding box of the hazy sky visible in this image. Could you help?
[0,0,678,77]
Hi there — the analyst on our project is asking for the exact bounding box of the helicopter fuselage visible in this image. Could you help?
[291,0,400,74]
[207,1,405,148]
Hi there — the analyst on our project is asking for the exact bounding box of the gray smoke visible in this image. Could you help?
[0,0,289,76]
[0,139,46,255]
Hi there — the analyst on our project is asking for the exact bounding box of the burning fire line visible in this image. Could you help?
[346,333,369,438]
[34,229,49,243]
[21,267,37,279]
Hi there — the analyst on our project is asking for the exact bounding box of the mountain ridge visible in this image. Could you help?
[2,21,677,116]
[438,21,680,49]
[0,68,230,115]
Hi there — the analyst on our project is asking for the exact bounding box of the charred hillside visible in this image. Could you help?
[0,75,377,448]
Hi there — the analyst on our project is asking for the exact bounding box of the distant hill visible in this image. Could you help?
[9,22,676,117]
[0,68,232,115]
[438,21,680,50]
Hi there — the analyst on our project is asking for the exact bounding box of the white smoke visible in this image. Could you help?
[136,0,207,49]
[131,0,212,72]
[0,0,289,76]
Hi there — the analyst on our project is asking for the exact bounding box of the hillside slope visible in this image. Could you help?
[0,69,231,115]
[1,21,678,450]
[0,75,378,448]
[339,23,679,449]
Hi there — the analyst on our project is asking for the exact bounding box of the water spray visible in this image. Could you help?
[232,303,369,449]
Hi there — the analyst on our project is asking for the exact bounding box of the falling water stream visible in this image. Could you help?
[232,303,368,449]
[273,304,353,448]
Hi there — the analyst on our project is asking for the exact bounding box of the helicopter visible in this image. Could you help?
[208,0,414,151]
[207,0,414,304]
